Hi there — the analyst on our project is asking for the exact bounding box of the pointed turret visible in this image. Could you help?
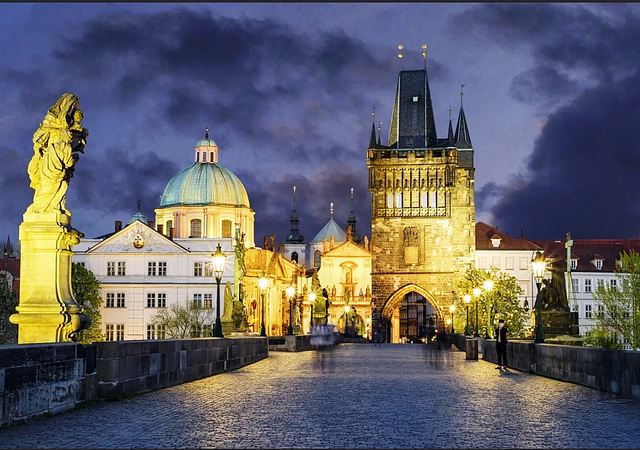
[285,185,304,244]
[388,69,438,149]
[346,188,362,244]
[454,104,472,149]
[447,107,455,147]
[369,122,377,149]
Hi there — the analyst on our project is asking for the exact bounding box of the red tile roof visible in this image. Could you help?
[530,239,640,272]
[475,222,541,251]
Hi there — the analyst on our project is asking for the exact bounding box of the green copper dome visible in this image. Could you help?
[196,137,217,147]
[159,162,250,208]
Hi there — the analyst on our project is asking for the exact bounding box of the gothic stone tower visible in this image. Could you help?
[367,68,475,340]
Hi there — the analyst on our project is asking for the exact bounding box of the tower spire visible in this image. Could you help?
[369,107,378,148]
[447,104,454,146]
[346,187,362,244]
[285,185,304,244]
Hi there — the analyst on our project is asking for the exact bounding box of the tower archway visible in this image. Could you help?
[381,284,443,343]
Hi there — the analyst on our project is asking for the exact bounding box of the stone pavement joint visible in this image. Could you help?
[1,344,640,449]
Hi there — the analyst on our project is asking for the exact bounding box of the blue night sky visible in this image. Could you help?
[1,3,639,247]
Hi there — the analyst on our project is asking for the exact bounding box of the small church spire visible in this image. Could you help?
[286,185,304,243]
[369,107,377,148]
[447,105,454,146]
[346,187,362,244]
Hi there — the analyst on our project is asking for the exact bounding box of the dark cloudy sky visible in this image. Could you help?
[1,3,639,247]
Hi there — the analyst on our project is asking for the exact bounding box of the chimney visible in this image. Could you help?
[115,220,122,232]
[147,220,154,228]
[157,224,164,235]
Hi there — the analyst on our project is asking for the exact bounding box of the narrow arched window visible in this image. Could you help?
[291,252,299,263]
[190,219,202,238]
[314,250,321,267]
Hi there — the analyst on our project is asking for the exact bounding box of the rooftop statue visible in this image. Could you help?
[26,93,88,215]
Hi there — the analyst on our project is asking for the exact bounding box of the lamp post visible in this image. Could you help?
[473,287,481,337]
[463,294,471,335]
[532,250,546,343]
[286,286,295,336]
[308,292,316,332]
[211,244,226,338]
[449,304,456,334]
[258,275,268,337]
[483,279,494,338]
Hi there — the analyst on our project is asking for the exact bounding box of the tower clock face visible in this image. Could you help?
[133,234,145,248]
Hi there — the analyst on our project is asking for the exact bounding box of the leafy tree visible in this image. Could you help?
[150,300,214,338]
[71,263,104,344]
[582,325,624,350]
[457,267,527,338]
[0,274,18,345]
[592,250,640,350]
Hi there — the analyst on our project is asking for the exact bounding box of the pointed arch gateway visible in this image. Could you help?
[381,284,444,343]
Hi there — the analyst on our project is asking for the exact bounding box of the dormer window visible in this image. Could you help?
[593,259,603,270]
[412,95,419,103]
[490,234,502,249]
[571,259,578,270]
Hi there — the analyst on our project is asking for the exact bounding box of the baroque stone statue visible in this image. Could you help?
[221,281,234,321]
[26,93,88,215]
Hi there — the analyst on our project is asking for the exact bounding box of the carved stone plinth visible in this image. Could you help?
[540,310,579,338]
[10,212,89,343]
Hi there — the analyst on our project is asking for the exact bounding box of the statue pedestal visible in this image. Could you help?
[10,212,89,343]
[221,320,236,336]
[540,310,580,338]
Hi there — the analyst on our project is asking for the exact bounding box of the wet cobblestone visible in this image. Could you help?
[2,343,640,448]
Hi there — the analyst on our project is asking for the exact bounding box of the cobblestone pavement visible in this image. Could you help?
[2,344,640,449]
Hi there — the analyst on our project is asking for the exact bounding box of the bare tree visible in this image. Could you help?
[150,300,214,338]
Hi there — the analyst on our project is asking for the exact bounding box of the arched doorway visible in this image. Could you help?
[381,284,443,343]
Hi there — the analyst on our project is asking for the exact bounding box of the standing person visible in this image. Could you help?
[494,319,508,369]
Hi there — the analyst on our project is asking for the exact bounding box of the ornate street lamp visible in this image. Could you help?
[286,286,295,336]
[532,250,546,343]
[463,294,471,335]
[483,279,494,338]
[449,304,456,334]
[473,287,481,337]
[211,244,226,338]
[258,275,268,337]
[308,292,316,332]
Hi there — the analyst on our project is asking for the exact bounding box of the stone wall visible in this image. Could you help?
[95,337,268,399]
[0,343,96,427]
[482,339,640,400]
[268,335,312,352]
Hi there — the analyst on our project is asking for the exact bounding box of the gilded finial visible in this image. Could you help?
[350,187,354,200]
[330,202,334,219]
[293,185,297,204]
[372,106,375,122]
[137,199,141,212]
[397,44,404,59]
[422,44,427,69]
[460,84,466,105]
[449,105,452,121]
[378,121,382,143]
[205,127,209,139]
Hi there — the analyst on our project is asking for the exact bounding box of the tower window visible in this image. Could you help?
[395,193,403,208]
[196,152,199,162]
[202,152,207,162]
[314,250,321,268]
[412,96,419,103]
[190,219,202,238]
[291,252,299,263]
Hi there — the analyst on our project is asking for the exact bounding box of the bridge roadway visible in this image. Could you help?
[2,343,640,449]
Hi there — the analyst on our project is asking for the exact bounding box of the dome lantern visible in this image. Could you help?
[195,127,219,164]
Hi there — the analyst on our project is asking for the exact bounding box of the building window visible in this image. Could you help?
[157,325,166,339]
[596,304,604,318]
[202,152,207,162]
[148,262,156,276]
[116,293,126,308]
[421,192,428,208]
[190,219,202,238]
[204,293,213,309]
[193,293,202,308]
[519,257,528,270]
[202,324,212,337]
[491,257,501,270]
[585,304,592,319]
[429,191,437,208]
[597,279,604,289]
[395,193,402,208]
[572,278,579,293]
[594,259,603,270]
[222,220,232,238]
[477,257,487,270]
[291,252,299,263]
[158,293,166,308]
[147,324,155,340]
[585,279,592,293]
[166,220,173,237]
[147,293,156,308]
[505,257,514,270]
[117,261,126,276]
[610,279,617,291]
[194,262,203,277]
[386,193,393,208]
[106,293,115,308]
[116,324,125,341]
[158,262,167,276]
[314,250,321,268]
[77,262,86,268]
[571,259,578,270]
[105,324,115,341]
[107,261,115,276]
